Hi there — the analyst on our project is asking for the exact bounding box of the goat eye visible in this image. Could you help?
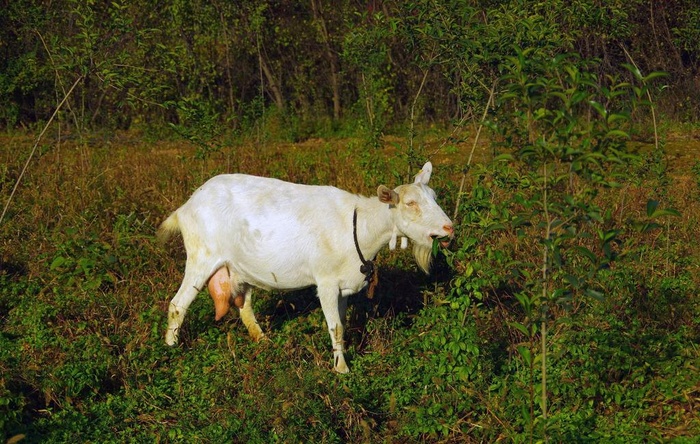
[406,201,417,207]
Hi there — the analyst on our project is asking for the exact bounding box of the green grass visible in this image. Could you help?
[1,130,699,443]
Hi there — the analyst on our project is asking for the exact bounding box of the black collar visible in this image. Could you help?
[352,208,375,282]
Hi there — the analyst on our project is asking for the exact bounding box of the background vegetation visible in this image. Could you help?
[1,0,699,442]
[2,0,700,133]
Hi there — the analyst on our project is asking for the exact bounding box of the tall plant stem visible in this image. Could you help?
[36,30,82,134]
[0,76,83,226]
[541,320,547,423]
[408,64,431,180]
[257,31,264,144]
[541,161,549,438]
[360,73,375,129]
[620,44,660,151]
[452,80,497,220]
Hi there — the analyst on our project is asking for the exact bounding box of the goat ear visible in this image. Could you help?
[377,185,399,205]
[414,161,433,184]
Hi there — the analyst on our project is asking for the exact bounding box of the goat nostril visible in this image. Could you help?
[444,224,454,235]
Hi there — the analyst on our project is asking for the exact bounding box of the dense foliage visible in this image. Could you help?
[1,1,700,443]
[1,0,700,133]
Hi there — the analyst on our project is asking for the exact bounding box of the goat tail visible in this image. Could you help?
[156,212,181,245]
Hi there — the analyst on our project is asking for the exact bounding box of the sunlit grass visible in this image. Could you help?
[1,129,699,442]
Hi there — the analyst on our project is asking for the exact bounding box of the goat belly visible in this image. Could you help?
[234,262,317,291]
[226,227,332,291]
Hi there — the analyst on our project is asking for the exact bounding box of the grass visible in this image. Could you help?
[1,128,699,442]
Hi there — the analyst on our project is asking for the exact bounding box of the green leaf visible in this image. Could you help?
[622,63,642,80]
[646,199,659,217]
[484,222,506,234]
[574,246,597,264]
[432,237,440,256]
[649,208,681,219]
[584,288,605,301]
[509,321,530,337]
[607,113,629,125]
[598,229,619,244]
[589,100,606,118]
[605,129,630,139]
[564,274,581,288]
[51,256,67,270]
[493,153,515,163]
[642,71,668,82]
[516,344,532,365]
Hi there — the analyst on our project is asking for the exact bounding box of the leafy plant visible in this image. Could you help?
[450,45,668,440]
[167,97,225,160]
[48,227,119,293]
[342,12,396,148]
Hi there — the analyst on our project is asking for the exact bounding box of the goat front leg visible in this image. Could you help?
[318,284,349,374]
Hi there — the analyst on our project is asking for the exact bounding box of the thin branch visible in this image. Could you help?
[541,163,549,431]
[406,65,431,181]
[620,44,660,151]
[452,80,497,221]
[409,45,437,164]
[36,30,82,132]
[0,76,83,226]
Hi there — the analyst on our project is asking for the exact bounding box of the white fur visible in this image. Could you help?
[158,162,453,373]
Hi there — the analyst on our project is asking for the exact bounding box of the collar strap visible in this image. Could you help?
[352,208,375,281]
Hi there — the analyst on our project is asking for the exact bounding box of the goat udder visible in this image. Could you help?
[208,267,232,320]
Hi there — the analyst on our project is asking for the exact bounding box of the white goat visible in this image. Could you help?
[158,161,454,373]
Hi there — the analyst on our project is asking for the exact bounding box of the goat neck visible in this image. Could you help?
[352,196,395,261]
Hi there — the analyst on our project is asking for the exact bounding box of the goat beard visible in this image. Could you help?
[413,243,433,274]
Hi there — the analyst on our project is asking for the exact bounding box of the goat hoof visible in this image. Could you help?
[249,327,267,342]
[334,355,350,374]
[165,328,179,346]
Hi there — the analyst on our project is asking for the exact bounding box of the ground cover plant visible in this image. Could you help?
[1,120,699,442]
[2,1,700,442]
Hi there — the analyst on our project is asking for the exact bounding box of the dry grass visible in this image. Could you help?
[0,129,472,274]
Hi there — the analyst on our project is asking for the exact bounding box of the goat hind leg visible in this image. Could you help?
[166,270,205,345]
[239,286,265,341]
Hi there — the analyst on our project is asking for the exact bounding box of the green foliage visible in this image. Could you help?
[167,97,225,160]
[342,13,396,147]
[488,47,640,315]
[439,44,685,441]
[357,306,485,440]
[2,0,697,133]
[48,227,119,293]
